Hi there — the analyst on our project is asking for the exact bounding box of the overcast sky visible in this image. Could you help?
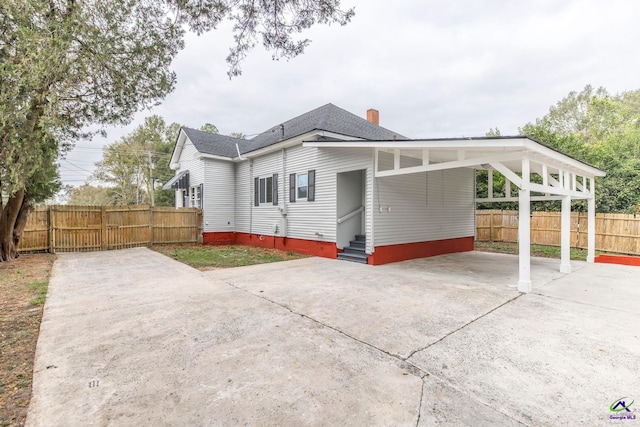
[59,0,640,186]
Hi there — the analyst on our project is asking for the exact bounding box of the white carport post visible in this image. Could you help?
[560,195,572,273]
[518,158,532,293]
[587,178,596,263]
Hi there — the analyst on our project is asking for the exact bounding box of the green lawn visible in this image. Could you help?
[474,241,597,261]
[154,244,307,269]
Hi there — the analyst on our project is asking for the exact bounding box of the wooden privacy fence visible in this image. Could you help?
[476,210,640,256]
[19,205,202,253]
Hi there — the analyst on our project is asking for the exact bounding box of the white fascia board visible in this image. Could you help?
[523,139,606,177]
[196,153,235,162]
[304,138,529,150]
[169,130,188,170]
[241,130,351,159]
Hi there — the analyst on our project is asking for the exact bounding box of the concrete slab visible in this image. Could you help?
[408,292,640,425]
[27,248,422,426]
[205,253,526,359]
[28,249,640,426]
[536,261,640,314]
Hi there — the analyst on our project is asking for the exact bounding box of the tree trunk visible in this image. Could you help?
[13,199,33,252]
[0,189,25,262]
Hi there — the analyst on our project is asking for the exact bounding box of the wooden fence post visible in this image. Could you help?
[149,206,154,247]
[48,206,55,253]
[101,206,107,251]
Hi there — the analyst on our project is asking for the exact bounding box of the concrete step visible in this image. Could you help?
[355,234,366,242]
[337,252,368,264]
[349,240,365,250]
[343,247,366,255]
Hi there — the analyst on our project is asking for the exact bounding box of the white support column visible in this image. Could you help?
[560,196,572,273]
[518,158,532,293]
[587,178,596,263]
[488,169,494,200]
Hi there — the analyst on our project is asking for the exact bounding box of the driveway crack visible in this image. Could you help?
[405,293,524,360]
[224,281,412,364]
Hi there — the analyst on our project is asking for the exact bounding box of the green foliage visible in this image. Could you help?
[199,123,219,134]
[518,85,640,213]
[1,0,353,259]
[67,184,112,206]
[92,116,179,206]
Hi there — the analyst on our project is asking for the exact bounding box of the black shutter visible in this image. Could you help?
[289,173,296,202]
[272,173,278,205]
[254,177,259,206]
[308,170,316,202]
[199,183,204,209]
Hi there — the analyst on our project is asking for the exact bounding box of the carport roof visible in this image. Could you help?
[303,136,605,178]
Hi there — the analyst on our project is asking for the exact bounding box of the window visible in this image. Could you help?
[260,176,272,204]
[190,185,202,208]
[289,170,315,202]
[297,173,308,200]
[254,174,278,206]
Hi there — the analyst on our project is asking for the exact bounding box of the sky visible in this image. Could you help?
[58,0,640,187]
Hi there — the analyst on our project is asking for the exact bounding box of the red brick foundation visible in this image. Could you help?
[202,232,475,265]
[202,232,338,259]
[202,232,236,245]
[368,236,474,265]
[595,254,640,267]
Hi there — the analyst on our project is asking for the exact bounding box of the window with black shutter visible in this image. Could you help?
[272,173,279,205]
[308,169,316,202]
[289,173,296,202]
[254,177,259,206]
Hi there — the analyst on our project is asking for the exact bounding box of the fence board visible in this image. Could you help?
[475,210,640,255]
[18,205,202,253]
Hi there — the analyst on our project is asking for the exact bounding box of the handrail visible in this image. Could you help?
[337,206,364,224]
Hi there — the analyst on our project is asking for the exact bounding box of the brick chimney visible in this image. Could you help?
[366,108,379,125]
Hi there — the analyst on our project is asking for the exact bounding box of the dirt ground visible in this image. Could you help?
[0,253,55,427]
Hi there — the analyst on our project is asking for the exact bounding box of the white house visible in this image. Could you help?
[165,104,605,292]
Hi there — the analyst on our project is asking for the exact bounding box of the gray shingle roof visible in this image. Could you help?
[183,103,407,158]
[245,103,407,154]
[181,127,249,158]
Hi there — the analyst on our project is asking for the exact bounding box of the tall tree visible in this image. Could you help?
[520,85,640,213]
[93,116,180,206]
[0,0,354,261]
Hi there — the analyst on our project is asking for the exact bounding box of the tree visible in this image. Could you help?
[93,116,179,206]
[519,85,640,213]
[0,0,353,261]
[200,123,219,134]
[68,184,112,206]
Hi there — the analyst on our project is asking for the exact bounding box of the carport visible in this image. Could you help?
[306,136,606,292]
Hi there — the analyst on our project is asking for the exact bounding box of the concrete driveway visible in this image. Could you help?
[27,248,640,426]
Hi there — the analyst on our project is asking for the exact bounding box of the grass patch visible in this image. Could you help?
[475,241,595,260]
[0,253,55,426]
[153,244,308,270]
[28,280,48,306]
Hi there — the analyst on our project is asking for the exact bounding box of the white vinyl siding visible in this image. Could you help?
[234,161,251,233]
[202,159,235,233]
[171,137,204,208]
[373,168,475,245]
[244,151,281,235]
[284,145,373,248]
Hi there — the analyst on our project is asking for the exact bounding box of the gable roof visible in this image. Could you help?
[181,127,249,158]
[177,103,407,161]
